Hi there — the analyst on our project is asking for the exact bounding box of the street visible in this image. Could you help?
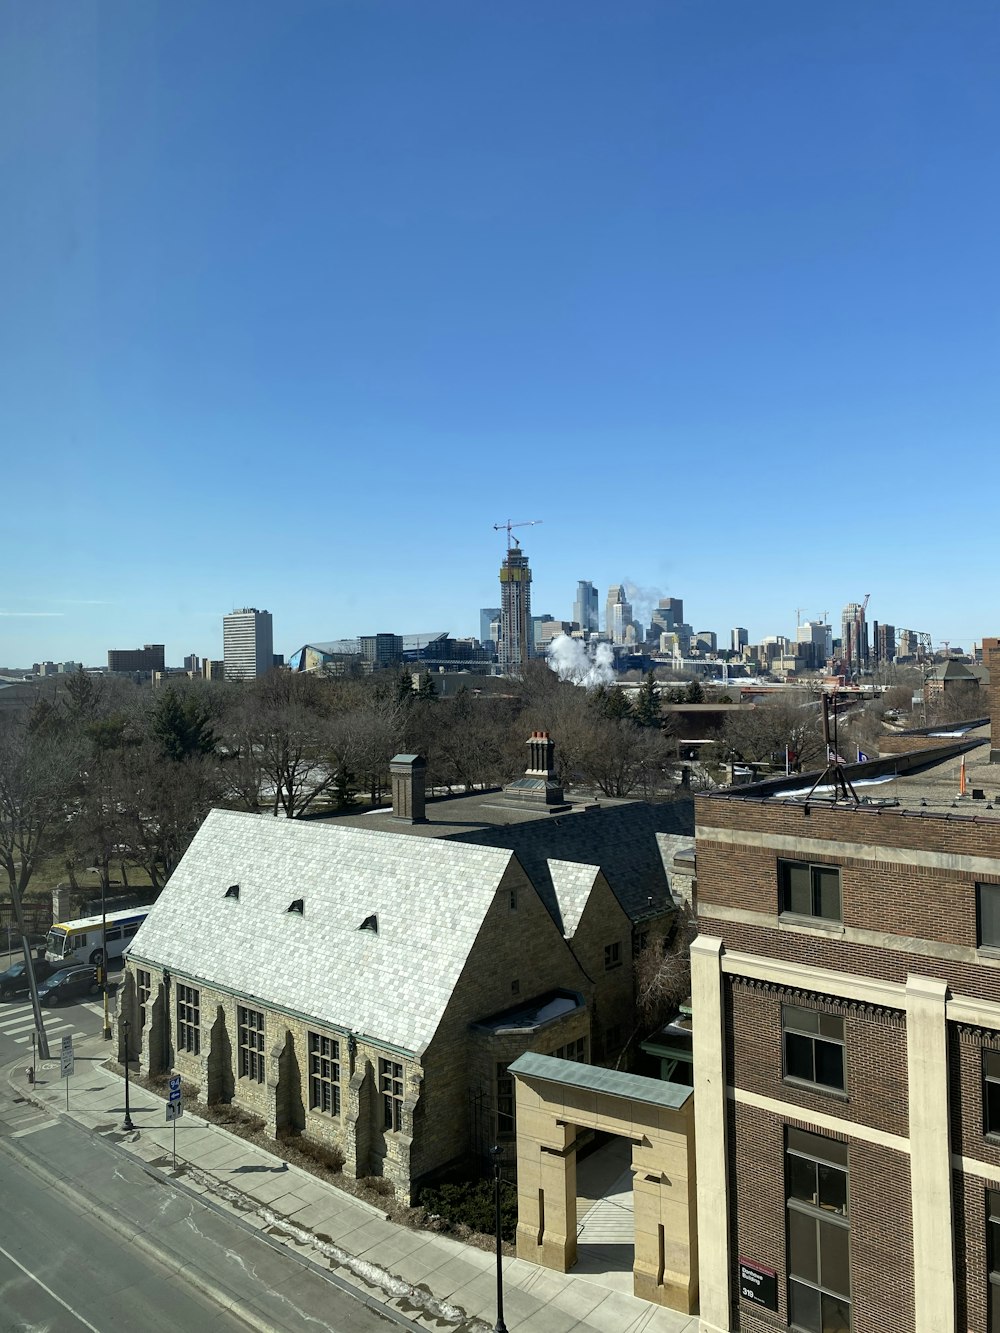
[0,1099,403,1331]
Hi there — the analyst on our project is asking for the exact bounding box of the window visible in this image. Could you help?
[308,1033,341,1115]
[783,1005,846,1093]
[779,860,842,923]
[496,1063,515,1137]
[105,926,122,943]
[979,883,1000,949]
[238,1006,265,1083]
[176,984,201,1055]
[989,1190,1000,1330]
[985,1050,1000,1137]
[786,1128,851,1332]
[123,922,141,938]
[551,1037,587,1062]
[137,969,151,1029]
[380,1058,404,1132]
[634,930,650,957]
[509,888,518,911]
[604,941,622,971]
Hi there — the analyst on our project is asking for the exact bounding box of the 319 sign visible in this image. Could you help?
[738,1258,778,1312]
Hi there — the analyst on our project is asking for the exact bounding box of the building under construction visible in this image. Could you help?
[499,541,533,672]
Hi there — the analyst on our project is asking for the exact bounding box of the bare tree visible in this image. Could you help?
[721,695,825,770]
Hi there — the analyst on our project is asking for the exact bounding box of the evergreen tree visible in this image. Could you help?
[684,677,705,704]
[152,687,217,762]
[633,671,660,728]
[417,671,437,699]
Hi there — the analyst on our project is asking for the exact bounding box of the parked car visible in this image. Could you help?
[36,965,100,1006]
[0,958,61,999]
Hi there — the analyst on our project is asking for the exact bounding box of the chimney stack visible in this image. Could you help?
[526,730,556,779]
[390,754,427,823]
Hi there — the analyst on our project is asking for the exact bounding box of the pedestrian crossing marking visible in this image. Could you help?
[14,1029,85,1045]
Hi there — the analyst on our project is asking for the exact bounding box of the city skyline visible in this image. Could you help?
[2,3,997,666]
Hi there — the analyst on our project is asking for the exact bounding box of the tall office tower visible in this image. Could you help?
[731,627,749,652]
[499,543,532,672]
[841,602,870,673]
[796,620,829,670]
[224,608,274,681]
[479,607,501,647]
[875,622,896,664]
[606,585,633,644]
[573,581,599,632]
[183,654,200,672]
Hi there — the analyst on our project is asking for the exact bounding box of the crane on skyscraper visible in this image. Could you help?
[493,518,543,551]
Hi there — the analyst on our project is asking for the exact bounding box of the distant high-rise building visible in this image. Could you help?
[796,620,829,670]
[875,622,896,664]
[573,581,599,632]
[479,608,501,647]
[184,654,200,672]
[731,627,749,652]
[359,634,403,667]
[651,598,684,638]
[841,602,870,673]
[499,544,532,672]
[224,608,274,681]
[693,630,718,653]
[108,644,165,674]
[606,585,633,645]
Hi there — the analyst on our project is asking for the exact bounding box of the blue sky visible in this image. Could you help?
[1,1,997,666]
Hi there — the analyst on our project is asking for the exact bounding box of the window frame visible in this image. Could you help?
[136,968,151,1029]
[380,1057,405,1133]
[782,1004,847,1095]
[979,883,1000,950]
[785,1127,851,1333]
[176,983,201,1055]
[984,1049,1000,1139]
[308,1032,341,1116]
[779,859,843,925]
[237,1005,265,1083]
[604,941,622,971]
[989,1189,1000,1331]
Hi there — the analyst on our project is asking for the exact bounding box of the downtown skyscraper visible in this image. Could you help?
[499,543,532,672]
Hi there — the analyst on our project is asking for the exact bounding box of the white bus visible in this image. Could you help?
[45,906,153,967]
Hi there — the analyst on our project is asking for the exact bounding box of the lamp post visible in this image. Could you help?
[122,1016,135,1132]
[491,1144,509,1333]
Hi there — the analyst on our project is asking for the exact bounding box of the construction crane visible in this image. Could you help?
[493,518,542,551]
[794,607,806,628]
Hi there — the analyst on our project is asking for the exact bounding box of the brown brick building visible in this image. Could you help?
[691,739,1000,1333]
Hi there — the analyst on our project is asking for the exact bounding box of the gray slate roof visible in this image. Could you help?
[546,860,599,939]
[128,809,514,1056]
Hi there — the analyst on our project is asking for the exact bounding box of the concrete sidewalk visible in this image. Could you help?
[8,1033,698,1333]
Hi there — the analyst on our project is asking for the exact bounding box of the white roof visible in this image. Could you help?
[129,809,514,1055]
[546,859,599,940]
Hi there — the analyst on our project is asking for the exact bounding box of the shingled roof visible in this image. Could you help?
[128,809,515,1056]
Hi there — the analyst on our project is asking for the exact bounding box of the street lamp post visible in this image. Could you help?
[491,1144,509,1333]
[122,1016,135,1132]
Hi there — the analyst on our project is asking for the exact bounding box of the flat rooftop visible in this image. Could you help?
[704,723,1000,821]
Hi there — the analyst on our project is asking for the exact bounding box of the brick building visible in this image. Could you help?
[690,738,1000,1333]
[122,741,692,1203]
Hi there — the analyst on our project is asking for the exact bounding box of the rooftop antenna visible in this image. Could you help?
[795,607,805,628]
[804,694,860,804]
[493,518,543,552]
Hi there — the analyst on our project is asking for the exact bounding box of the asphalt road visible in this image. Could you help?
[0,1106,403,1331]
[0,955,119,1066]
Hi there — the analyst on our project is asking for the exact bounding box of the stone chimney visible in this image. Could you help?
[525,730,556,778]
[985,637,1000,762]
[390,754,427,822]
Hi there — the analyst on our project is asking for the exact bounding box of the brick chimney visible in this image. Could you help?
[985,638,1000,762]
[525,730,556,778]
[390,754,427,822]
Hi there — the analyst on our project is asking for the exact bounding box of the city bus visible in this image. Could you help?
[45,906,153,967]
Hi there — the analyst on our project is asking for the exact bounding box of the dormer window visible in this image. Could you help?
[359,914,378,934]
[224,884,240,900]
[287,898,304,915]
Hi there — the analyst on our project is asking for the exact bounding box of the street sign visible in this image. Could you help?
[168,1074,181,1103]
[166,1100,183,1122]
[60,1034,74,1079]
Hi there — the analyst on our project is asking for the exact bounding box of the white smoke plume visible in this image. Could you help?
[546,634,616,688]
[623,579,669,627]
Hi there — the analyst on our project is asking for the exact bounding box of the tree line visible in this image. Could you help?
[0,664,682,906]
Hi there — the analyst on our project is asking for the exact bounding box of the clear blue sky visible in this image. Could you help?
[2,1,997,666]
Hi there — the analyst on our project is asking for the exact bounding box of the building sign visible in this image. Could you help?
[738,1258,778,1311]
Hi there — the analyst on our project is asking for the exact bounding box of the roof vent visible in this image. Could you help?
[359,914,379,934]
[287,898,304,915]
[225,884,240,899]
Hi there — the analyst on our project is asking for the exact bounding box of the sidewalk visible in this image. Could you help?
[8,1032,699,1333]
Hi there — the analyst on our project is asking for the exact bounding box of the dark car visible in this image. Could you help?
[36,965,100,1006]
[0,958,61,1000]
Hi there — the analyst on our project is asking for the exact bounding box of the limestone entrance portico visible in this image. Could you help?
[509,1052,698,1314]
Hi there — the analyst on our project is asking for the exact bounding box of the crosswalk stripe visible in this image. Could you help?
[0,1016,41,1034]
[13,1029,83,1045]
